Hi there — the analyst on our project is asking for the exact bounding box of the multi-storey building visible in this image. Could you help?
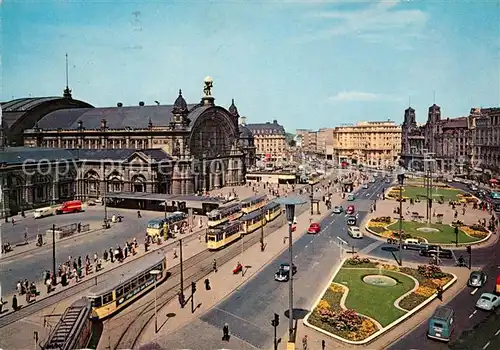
[295,129,317,155]
[333,121,401,168]
[245,119,287,162]
[315,128,335,159]
[400,104,474,173]
[470,107,500,174]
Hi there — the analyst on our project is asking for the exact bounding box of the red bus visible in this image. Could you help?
[56,200,82,214]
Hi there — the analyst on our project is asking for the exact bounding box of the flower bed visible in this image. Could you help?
[344,255,378,268]
[461,225,489,239]
[398,265,453,311]
[308,283,380,341]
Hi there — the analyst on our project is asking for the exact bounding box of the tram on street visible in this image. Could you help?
[241,194,267,214]
[87,253,167,320]
[207,202,243,227]
[264,201,281,222]
[146,211,188,237]
[206,221,242,250]
[240,210,266,234]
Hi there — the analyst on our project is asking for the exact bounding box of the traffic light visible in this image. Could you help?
[191,281,196,294]
[454,226,459,235]
[273,313,280,327]
[466,245,472,254]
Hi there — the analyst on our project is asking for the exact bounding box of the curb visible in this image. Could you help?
[364,219,493,249]
[303,260,458,345]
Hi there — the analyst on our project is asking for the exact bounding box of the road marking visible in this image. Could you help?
[360,241,383,254]
[469,310,477,318]
[483,341,490,349]
[305,245,309,249]
[294,255,298,259]
[471,288,478,295]
[495,329,500,336]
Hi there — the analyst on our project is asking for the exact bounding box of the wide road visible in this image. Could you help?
[141,178,390,349]
[388,237,500,350]
[0,207,160,293]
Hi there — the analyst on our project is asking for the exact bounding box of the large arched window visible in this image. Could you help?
[131,174,147,192]
[189,111,236,159]
[31,174,52,203]
[107,170,123,193]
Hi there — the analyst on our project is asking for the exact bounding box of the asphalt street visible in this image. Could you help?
[147,178,389,349]
[0,207,160,293]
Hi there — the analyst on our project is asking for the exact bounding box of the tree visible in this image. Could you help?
[288,139,296,147]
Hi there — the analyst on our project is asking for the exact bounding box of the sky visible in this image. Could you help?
[1,0,499,132]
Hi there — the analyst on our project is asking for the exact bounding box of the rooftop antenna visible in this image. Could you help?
[408,96,411,107]
[433,90,436,104]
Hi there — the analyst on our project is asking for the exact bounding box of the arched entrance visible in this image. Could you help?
[7,175,26,212]
[107,170,124,193]
[31,174,52,205]
[84,170,100,198]
[131,174,147,192]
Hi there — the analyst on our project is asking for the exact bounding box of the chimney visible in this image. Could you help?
[100,118,107,129]
[117,102,123,107]
[239,116,247,125]
[77,120,83,130]
[139,101,145,107]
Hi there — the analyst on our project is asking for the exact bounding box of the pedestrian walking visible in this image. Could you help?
[12,295,18,311]
[222,323,229,341]
[213,259,217,273]
[302,335,308,350]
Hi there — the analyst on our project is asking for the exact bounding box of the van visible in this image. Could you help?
[427,306,455,342]
[56,200,82,214]
[33,206,56,219]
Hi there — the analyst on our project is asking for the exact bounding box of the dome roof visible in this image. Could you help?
[229,98,239,116]
[173,89,188,113]
[239,124,253,139]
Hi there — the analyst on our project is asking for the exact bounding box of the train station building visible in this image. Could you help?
[0,78,256,216]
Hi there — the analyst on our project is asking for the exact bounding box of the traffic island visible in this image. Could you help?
[304,256,456,345]
[385,184,466,202]
[365,217,490,246]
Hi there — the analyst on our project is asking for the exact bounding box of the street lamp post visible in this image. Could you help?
[150,269,161,334]
[397,169,405,266]
[103,163,108,229]
[51,224,57,286]
[260,205,265,250]
[275,197,307,341]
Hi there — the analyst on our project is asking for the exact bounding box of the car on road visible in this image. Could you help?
[307,223,321,234]
[346,205,355,215]
[348,226,363,238]
[419,245,453,259]
[347,194,355,201]
[274,263,297,282]
[476,293,500,311]
[346,215,357,226]
[332,206,343,214]
[362,183,368,189]
[56,200,83,214]
[385,178,391,184]
[468,271,487,288]
[370,178,376,183]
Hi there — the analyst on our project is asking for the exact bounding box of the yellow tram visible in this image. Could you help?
[206,221,242,250]
[264,201,281,222]
[241,194,267,214]
[87,253,167,320]
[240,210,267,234]
[207,202,242,227]
[146,211,188,238]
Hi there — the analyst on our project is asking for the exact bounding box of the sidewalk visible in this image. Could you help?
[0,219,208,319]
[294,260,470,349]
[138,176,349,347]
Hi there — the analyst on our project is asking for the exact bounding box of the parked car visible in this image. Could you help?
[348,226,363,238]
[362,183,368,189]
[347,194,355,201]
[476,293,500,311]
[274,263,297,282]
[468,271,487,288]
[332,206,344,214]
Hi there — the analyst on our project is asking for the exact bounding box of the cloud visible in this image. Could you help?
[329,91,397,102]
[296,0,428,48]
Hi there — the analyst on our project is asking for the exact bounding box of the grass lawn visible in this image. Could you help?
[387,220,479,244]
[401,186,463,201]
[333,268,415,327]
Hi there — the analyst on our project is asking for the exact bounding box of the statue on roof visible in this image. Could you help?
[203,76,213,97]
